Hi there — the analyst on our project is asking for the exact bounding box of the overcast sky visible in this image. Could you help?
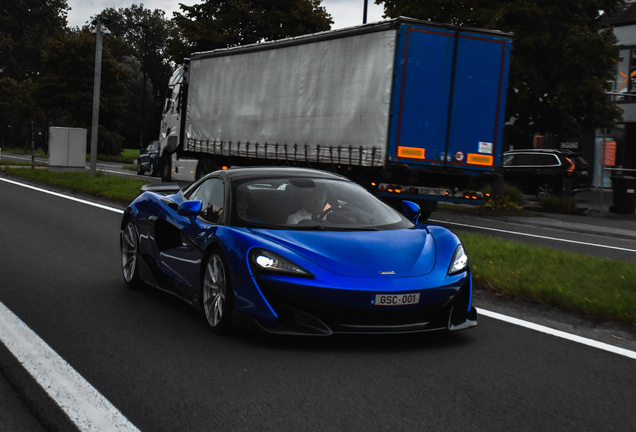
[65,0,386,30]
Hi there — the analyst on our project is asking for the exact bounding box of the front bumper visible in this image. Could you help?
[233,276,477,336]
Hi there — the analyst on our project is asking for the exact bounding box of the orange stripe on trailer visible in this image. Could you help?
[397,146,425,159]
[466,154,493,166]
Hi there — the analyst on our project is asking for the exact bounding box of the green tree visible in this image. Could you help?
[35,30,132,155]
[169,0,333,62]
[96,5,175,96]
[377,0,624,137]
[0,78,40,147]
[92,5,176,148]
[0,0,69,81]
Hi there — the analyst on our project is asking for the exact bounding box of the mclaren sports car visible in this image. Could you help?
[120,167,477,335]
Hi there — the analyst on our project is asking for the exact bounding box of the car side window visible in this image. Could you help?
[534,154,560,166]
[503,154,515,166]
[511,154,534,166]
[190,178,224,224]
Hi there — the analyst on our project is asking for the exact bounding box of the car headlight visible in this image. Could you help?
[448,244,468,275]
[249,249,314,278]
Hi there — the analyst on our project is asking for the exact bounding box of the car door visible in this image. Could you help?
[158,177,226,300]
[503,153,535,192]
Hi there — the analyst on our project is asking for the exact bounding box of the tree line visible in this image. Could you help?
[0,0,624,155]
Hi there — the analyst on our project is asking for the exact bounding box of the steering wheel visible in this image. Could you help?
[319,208,334,220]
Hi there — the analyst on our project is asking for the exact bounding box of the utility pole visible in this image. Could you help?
[363,0,368,24]
[136,23,149,151]
[90,15,110,177]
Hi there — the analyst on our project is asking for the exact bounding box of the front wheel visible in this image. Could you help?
[121,220,143,290]
[202,251,234,333]
[160,155,172,182]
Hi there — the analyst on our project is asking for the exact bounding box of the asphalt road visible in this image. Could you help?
[1,177,636,431]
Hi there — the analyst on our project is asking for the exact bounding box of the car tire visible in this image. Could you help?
[202,250,234,333]
[149,162,155,177]
[536,181,555,199]
[121,219,144,290]
[137,163,143,175]
[195,158,214,180]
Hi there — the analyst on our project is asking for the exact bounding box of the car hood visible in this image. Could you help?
[251,228,436,278]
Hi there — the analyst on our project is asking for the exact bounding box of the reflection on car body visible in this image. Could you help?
[120,167,476,336]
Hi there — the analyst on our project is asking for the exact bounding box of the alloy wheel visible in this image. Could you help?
[203,255,227,328]
[121,221,138,282]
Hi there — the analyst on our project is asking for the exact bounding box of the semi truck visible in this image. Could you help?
[157,17,513,217]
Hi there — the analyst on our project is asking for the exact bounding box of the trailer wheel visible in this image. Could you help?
[196,158,215,180]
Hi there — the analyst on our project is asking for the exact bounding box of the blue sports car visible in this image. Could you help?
[120,167,477,335]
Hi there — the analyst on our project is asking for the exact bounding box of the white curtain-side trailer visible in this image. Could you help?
[158,17,512,216]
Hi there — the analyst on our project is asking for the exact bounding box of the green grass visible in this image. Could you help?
[1,147,47,157]
[1,146,139,164]
[0,160,47,167]
[458,231,636,325]
[97,149,139,164]
[5,167,149,203]
[538,195,578,213]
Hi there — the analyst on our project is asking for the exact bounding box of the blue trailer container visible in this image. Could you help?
[159,18,513,213]
[380,20,512,205]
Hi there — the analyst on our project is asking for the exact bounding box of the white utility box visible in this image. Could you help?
[48,127,86,172]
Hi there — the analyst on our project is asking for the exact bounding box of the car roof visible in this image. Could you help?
[208,166,350,182]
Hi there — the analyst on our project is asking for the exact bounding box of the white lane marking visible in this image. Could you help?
[0,301,140,431]
[0,177,123,213]
[430,218,636,253]
[478,308,636,360]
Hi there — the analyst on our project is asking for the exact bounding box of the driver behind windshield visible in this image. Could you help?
[286,184,332,224]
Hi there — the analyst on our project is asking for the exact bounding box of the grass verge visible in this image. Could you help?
[458,231,636,325]
[1,160,47,167]
[1,147,139,164]
[4,167,149,203]
[96,149,139,164]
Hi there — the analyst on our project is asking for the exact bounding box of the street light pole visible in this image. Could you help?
[363,0,368,24]
[136,23,149,151]
[90,15,110,177]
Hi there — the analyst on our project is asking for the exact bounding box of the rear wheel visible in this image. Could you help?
[195,158,214,180]
[121,220,143,290]
[536,181,555,199]
[202,251,234,333]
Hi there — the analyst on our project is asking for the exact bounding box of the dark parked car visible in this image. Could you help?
[137,141,160,176]
[503,149,591,199]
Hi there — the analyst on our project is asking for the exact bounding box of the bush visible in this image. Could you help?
[87,125,124,156]
[482,182,525,210]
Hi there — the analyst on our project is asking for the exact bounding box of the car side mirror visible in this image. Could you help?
[178,200,202,217]
[178,200,203,230]
[401,200,421,225]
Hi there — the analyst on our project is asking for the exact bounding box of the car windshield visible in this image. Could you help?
[231,177,413,230]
